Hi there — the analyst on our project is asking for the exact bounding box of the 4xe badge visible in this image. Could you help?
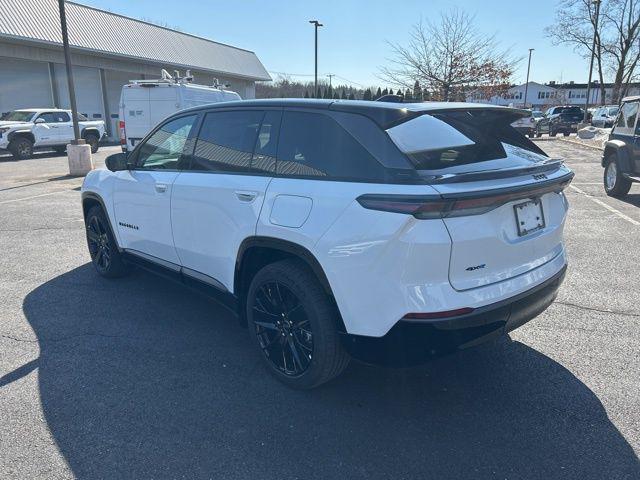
[465,264,486,272]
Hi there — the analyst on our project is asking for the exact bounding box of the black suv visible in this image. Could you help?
[602,96,640,197]
[535,106,584,137]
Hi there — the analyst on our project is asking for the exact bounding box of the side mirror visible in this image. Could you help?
[105,152,130,172]
[34,118,45,124]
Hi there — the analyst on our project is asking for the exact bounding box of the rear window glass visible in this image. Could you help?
[193,110,263,173]
[277,111,386,181]
[387,111,546,171]
[557,107,582,114]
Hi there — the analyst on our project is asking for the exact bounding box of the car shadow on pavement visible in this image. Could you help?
[22,264,639,480]
[618,192,640,208]
[0,150,66,162]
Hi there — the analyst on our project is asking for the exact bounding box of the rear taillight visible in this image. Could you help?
[356,175,573,219]
[119,120,126,145]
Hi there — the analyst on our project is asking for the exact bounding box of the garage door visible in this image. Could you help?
[0,57,53,115]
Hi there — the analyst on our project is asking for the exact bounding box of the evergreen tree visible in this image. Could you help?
[375,87,382,99]
[413,80,421,101]
[304,90,309,98]
[382,88,389,96]
[341,89,347,99]
[333,91,340,99]
[363,88,373,100]
[405,88,412,101]
[396,89,402,96]
[348,92,356,100]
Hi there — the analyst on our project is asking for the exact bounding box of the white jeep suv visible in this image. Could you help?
[81,99,573,389]
[0,108,105,159]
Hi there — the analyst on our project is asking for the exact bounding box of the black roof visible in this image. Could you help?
[179,98,524,128]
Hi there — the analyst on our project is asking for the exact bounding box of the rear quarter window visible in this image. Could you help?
[276,111,386,182]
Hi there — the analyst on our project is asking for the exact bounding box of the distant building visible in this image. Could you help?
[467,81,640,109]
[0,0,270,140]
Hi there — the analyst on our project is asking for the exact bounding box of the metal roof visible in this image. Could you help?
[0,0,271,81]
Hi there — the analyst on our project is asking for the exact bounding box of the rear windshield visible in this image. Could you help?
[556,107,582,114]
[387,110,547,171]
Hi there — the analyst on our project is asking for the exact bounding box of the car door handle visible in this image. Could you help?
[235,190,258,202]
[155,183,168,193]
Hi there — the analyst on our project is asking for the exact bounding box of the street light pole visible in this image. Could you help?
[523,48,534,108]
[57,0,83,144]
[584,0,601,123]
[309,20,323,98]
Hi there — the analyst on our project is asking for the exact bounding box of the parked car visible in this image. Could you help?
[0,108,105,159]
[602,96,640,197]
[81,99,573,389]
[511,109,537,137]
[591,105,619,128]
[535,106,584,137]
[119,70,240,152]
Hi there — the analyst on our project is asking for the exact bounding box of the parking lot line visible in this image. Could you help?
[569,184,640,226]
[0,188,77,205]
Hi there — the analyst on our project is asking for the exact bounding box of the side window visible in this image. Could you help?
[614,102,639,135]
[37,112,57,123]
[276,111,385,181]
[192,110,263,173]
[56,112,71,122]
[251,111,281,174]
[136,115,196,169]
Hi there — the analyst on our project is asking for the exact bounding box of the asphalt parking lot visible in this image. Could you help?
[0,141,638,479]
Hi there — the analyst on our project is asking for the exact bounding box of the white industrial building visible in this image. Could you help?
[467,81,640,109]
[0,0,270,140]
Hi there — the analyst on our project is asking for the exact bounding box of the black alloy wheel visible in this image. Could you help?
[86,213,112,273]
[251,281,313,376]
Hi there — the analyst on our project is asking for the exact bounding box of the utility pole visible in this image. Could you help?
[584,0,601,123]
[58,0,83,144]
[327,74,335,95]
[523,49,534,109]
[309,20,323,97]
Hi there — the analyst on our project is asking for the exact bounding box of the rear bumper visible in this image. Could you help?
[341,264,566,366]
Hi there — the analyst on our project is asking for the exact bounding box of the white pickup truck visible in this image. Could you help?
[0,108,106,159]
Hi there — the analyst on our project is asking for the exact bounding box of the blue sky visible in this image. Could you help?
[78,0,592,88]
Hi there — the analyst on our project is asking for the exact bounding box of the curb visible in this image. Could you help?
[557,138,604,152]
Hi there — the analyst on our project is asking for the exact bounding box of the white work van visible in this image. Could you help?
[118,71,241,151]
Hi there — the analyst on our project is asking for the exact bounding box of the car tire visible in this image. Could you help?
[563,132,570,137]
[8,137,33,160]
[535,131,542,138]
[84,133,100,154]
[604,155,632,197]
[85,205,131,278]
[246,258,350,389]
[549,129,557,137]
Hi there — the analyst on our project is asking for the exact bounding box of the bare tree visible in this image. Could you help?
[602,0,640,102]
[378,10,517,101]
[546,0,607,104]
[547,0,640,104]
